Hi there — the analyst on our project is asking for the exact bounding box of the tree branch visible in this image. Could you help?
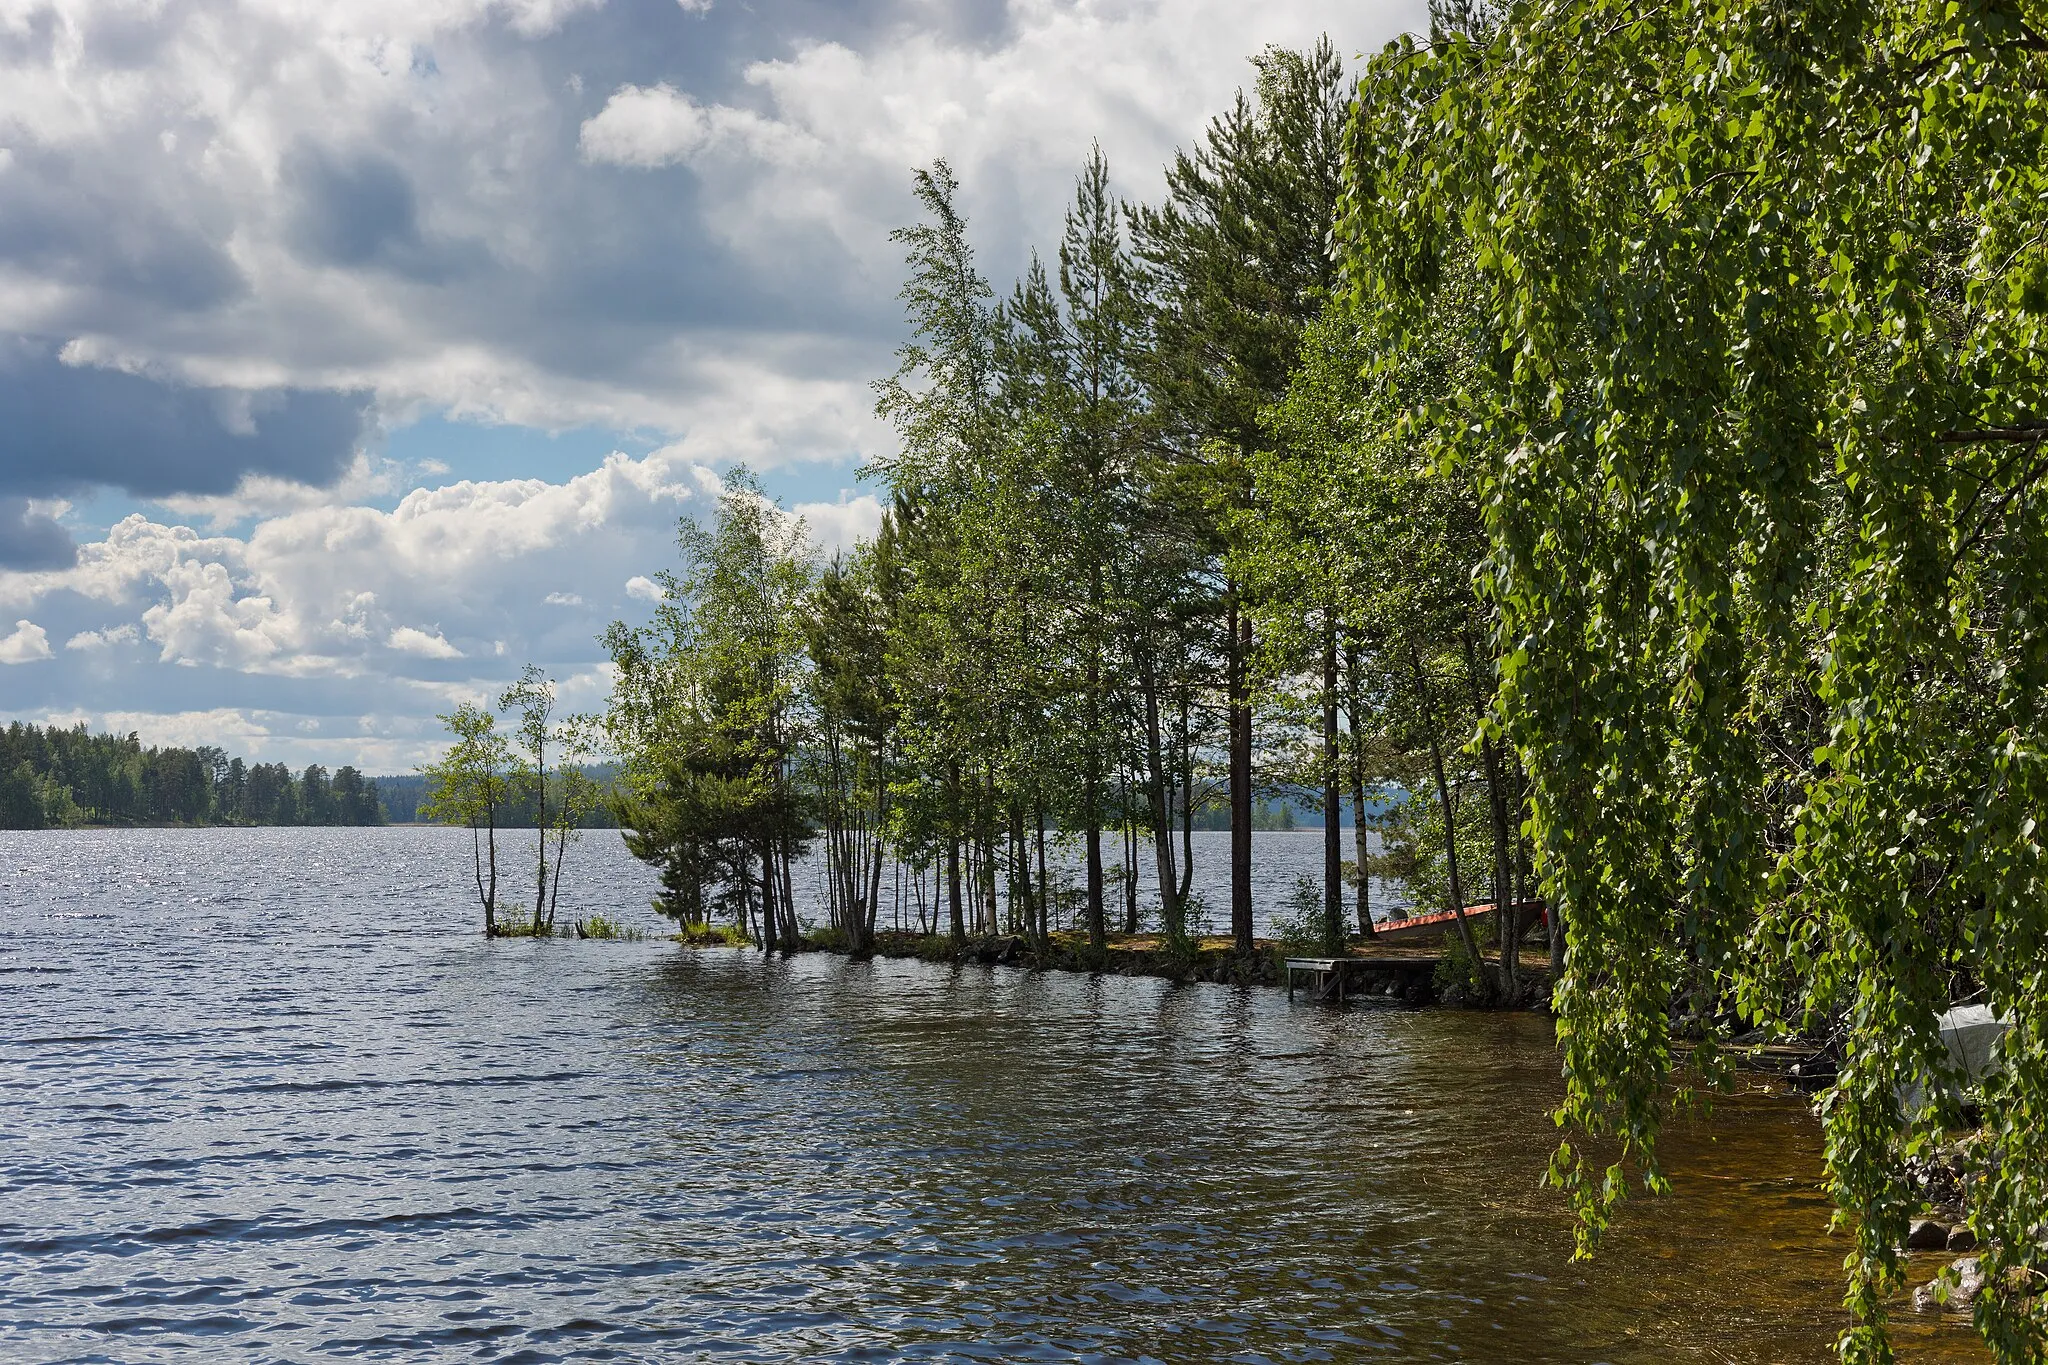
[1936,425,2048,444]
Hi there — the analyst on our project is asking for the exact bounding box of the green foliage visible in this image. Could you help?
[574,915,642,942]
[675,919,751,947]
[1380,776,1495,918]
[804,924,850,952]
[1432,928,1485,998]
[1339,0,2048,1355]
[1271,875,1338,954]
[603,469,817,949]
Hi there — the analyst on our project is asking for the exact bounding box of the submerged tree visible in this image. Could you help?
[420,702,511,936]
[604,470,817,950]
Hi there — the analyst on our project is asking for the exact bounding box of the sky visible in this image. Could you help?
[0,0,1422,773]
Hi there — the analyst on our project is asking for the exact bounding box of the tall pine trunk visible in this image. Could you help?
[1084,562,1107,950]
[1121,772,1140,934]
[1345,640,1374,939]
[1321,611,1343,952]
[1227,586,1253,951]
[1141,663,1181,938]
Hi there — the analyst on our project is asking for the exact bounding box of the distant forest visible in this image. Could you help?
[0,723,385,830]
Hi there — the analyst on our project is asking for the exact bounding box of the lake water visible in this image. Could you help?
[2,828,1983,1362]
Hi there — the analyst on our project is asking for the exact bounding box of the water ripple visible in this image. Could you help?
[0,827,1983,1363]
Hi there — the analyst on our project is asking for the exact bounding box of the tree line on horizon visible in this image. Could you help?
[0,721,386,830]
[574,1,2048,1355]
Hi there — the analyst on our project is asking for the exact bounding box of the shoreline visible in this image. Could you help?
[675,924,1558,1009]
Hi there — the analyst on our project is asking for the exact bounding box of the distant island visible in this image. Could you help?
[0,722,385,829]
[0,720,630,831]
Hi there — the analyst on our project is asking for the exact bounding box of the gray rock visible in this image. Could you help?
[1947,1225,1978,1252]
[1912,1256,1986,1313]
[1907,1218,1950,1251]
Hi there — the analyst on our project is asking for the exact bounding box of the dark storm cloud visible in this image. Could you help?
[0,340,371,565]
[284,142,427,268]
[0,145,246,317]
[0,498,77,570]
[282,140,483,283]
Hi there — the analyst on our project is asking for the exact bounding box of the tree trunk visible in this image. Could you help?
[863,782,886,955]
[532,741,548,937]
[1084,565,1107,950]
[473,821,491,937]
[486,803,499,935]
[947,835,965,944]
[1480,733,1518,998]
[1085,818,1105,951]
[1141,661,1181,938]
[547,820,568,931]
[1177,694,1195,912]
[779,833,798,949]
[1462,631,1517,998]
[1228,585,1254,952]
[1412,642,1485,991]
[1034,803,1051,952]
[1427,730,1486,994]
[1010,800,1031,938]
[1322,611,1344,952]
[1122,770,1140,935]
[1346,640,1375,939]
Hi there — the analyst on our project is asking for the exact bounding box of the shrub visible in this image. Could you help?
[576,914,644,941]
[1271,876,1332,953]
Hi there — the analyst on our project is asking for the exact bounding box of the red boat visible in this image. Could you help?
[1369,899,1549,946]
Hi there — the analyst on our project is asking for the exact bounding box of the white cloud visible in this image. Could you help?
[0,619,52,663]
[543,591,584,606]
[65,623,140,651]
[154,454,409,530]
[0,448,707,676]
[389,625,462,658]
[31,706,283,753]
[585,2,1399,287]
[793,494,885,554]
[579,83,816,169]
[624,574,663,601]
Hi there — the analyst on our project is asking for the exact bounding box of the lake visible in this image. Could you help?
[1,827,1982,1361]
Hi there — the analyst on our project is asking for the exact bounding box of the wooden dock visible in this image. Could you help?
[1286,943,1554,1005]
[1285,951,1441,1004]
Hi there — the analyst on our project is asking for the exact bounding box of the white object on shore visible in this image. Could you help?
[1899,1004,2009,1115]
[1939,1004,2008,1083]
